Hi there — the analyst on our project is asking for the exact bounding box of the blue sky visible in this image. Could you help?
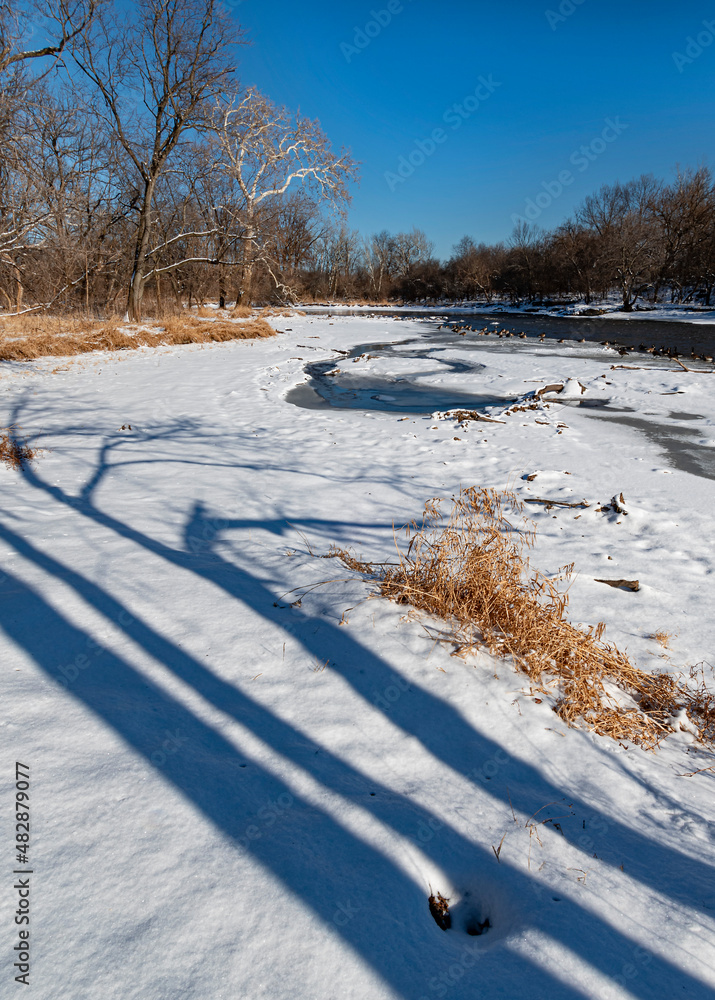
[231,0,715,258]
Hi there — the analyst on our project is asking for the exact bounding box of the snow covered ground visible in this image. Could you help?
[1,314,714,999]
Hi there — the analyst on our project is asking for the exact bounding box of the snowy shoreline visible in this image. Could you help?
[299,300,715,325]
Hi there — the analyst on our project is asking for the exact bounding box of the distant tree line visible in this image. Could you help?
[304,170,715,312]
[2,3,714,316]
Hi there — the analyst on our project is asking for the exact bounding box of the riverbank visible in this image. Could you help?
[300,299,715,324]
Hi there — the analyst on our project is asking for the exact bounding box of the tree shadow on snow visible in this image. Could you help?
[1,413,713,998]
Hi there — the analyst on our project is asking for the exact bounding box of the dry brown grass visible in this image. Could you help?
[650,630,675,648]
[259,307,304,318]
[685,664,715,744]
[0,313,275,361]
[0,313,121,337]
[230,305,254,319]
[330,487,715,748]
[159,315,275,344]
[0,428,35,469]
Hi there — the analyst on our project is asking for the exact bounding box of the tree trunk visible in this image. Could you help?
[105,273,117,309]
[169,273,182,307]
[127,254,148,318]
[236,224,255,306]
[218,263,226,309]
[127,181,156,321]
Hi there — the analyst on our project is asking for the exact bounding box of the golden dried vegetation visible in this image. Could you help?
[0,312,275,362]
[330,487,715,748]
[0,428,35,470]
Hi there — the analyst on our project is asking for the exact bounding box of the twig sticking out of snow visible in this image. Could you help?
[523,498,591,509]
[595,579,640,592]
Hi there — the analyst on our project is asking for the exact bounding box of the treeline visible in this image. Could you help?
[2,5,714,317]
[307,170,715,311]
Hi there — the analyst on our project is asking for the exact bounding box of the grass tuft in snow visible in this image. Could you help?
[649,629,675,648]
[0,427,35,469]
[330,487,715,749]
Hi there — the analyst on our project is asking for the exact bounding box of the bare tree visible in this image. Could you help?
[363,230,396,299]
[0,82,134,314]
[211,87,358,304]
[390,228,433,277]
[72,0,241,319]
[0,2,102,295]
[165,141,247,308]
[550,221,602,304]
[131,138,247,311]
[0,134,42,310]
[0,0,99,76]
[505,222,545,301]
[327,224,361,299]
[447,236,504,302]
[577,177,662,311]
[651,167,714,303]
[266,192,323,296]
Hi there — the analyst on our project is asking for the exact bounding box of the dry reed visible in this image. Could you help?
[0,428,35,469]
[650,630,675,648]
[258,307,305,318]
[330,487,714,748]
[0,314,275,362]
[158,316,275,344]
